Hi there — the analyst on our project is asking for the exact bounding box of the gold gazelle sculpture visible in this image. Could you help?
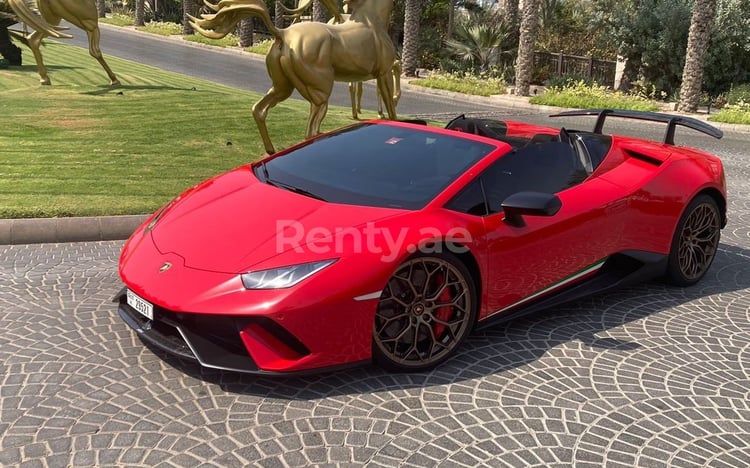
[5,0,119,86]
[190,0,399,154]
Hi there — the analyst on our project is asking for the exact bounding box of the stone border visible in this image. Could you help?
[0,215,148,245]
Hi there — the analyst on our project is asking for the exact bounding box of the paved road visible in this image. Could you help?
[2,23,749,467]
[2,174,749,465]
[66,24,508,118]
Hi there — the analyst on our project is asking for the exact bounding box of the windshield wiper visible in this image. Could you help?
[260,161,271,181]
[261,170,326,202]
[275,181,327,201]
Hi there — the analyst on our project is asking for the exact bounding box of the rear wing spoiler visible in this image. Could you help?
[550,109,723,145]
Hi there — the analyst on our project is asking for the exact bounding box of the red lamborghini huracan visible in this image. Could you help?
[116,109,726,374]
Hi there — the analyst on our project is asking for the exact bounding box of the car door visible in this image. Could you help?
[477,142,630,319]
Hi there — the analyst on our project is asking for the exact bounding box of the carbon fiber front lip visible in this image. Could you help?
[118,302,197,361]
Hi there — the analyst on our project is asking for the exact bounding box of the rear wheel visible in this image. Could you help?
[373,253,477,372]
[665,194,721,286]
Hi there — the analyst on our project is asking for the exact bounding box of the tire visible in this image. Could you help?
[372,253,477,372]
[665,194,721,286]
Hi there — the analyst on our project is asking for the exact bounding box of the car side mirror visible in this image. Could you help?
[501,192,562,227]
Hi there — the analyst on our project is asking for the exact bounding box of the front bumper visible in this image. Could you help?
[114,288,368,375]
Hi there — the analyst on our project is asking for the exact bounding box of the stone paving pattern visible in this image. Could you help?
[2,134,750,467]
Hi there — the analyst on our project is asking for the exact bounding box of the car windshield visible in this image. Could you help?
[256,123,495,209]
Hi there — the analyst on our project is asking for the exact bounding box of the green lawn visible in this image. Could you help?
[0,42,371,219]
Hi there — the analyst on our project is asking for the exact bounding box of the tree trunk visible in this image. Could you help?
[616,51,641,92]
[446,0,455,40]
[135,0,145,27]
[499,0,519,25]
[514,0,539,96]
[499,0,519,45]
[677,0,717,113]
[312,0,327,23]
[96,0,106,18]
[402,0,421,77]
[182,0,196,35]
[239,18,255,47]
[275,0,285,29]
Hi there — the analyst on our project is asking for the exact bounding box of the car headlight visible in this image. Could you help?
[241,260,336,289]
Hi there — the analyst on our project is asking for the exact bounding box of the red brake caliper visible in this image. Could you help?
[432,272,454,338]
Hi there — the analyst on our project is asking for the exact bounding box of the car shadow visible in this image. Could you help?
[144,242,750,398]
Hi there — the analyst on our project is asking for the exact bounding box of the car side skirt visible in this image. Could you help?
[476,251,668,330]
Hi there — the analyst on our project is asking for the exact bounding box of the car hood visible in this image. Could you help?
[150,165,404,273]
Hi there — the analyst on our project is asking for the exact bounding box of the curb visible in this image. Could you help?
[0,215,148,245]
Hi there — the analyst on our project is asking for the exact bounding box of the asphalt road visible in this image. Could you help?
[63,23,750,157]
[65,23,507,117]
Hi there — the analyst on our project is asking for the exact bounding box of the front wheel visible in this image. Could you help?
[665,194,721,286]
[373,253,477,372]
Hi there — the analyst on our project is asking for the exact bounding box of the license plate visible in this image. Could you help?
[126,289,154,321]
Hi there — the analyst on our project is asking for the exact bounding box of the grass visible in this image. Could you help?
[530,81,659,111]
[411,71,507,97]
[99,13,134,27]
[184,33,241,48]
[0,42,370,219]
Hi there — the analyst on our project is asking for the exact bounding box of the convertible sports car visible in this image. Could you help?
[115,109,726,374]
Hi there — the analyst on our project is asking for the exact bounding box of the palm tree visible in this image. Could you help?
[135,0,145,27]
[275,0,285,29]
[447,0,456,40]
[402,0,421,76]
[677,0,717,112]
[313,0,327,22]
[498,0,519,25]
[239,18,254,47]
[183,0,196,35]
[498,0,519,45]
[445,14,511,72]
[514,0,540,96]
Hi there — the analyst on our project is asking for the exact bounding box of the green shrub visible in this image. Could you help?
[726,83,750,105]
[544,73,594,89]
[708,100,750,125]
[411,71,507,97]
[530,80,659,111]
[184,33,240,48]
[245,38,274,55]
[137,21,182,36]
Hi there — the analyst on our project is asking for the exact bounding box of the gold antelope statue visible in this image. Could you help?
[190,0,399,154]
[4,0,119,86]
[282,0,401,120]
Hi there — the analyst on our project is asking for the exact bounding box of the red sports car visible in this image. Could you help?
[116,109,726,374]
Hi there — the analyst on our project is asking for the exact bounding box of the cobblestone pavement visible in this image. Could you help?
[2,141,750,467]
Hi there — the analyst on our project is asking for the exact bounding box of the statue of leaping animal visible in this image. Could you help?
[5,0,119,86]
[190,0,398,154]
[283,0,401,120]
